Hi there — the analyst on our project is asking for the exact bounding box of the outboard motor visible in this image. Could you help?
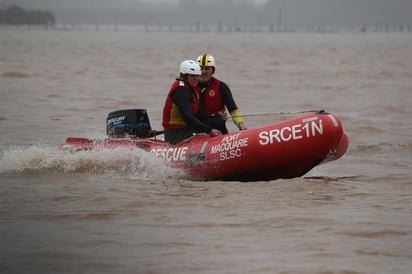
[106,109,156,138]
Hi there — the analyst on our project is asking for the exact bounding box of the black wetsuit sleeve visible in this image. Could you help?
[219,82,239,113]
[171,86,213,133]
[195,98,209,121]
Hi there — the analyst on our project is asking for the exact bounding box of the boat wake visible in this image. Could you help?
[0,144,185,179]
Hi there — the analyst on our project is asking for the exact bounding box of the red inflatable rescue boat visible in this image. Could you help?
[59,109,348,181]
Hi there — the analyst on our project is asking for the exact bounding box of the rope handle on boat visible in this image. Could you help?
[229,109,325,118]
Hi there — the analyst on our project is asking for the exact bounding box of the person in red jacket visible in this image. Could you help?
[162,59,221,144]
[197,53,247,134]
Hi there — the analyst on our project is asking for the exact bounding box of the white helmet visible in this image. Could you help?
[179,59,201,75]
[197,53,216,67]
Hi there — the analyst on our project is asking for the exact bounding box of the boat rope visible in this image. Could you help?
[229,109,324,118]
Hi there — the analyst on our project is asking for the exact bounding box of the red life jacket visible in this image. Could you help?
[162,80,199,130]
[201,78,225,116]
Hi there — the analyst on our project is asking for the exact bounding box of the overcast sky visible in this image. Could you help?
[2,0,411,27]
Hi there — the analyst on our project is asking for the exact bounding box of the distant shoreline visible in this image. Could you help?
[0,5,55,26]
[1,23,410,34]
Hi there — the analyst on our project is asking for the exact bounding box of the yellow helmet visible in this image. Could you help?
[197,54,216,67]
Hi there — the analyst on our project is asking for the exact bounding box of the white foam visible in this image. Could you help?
[0,144,184,180]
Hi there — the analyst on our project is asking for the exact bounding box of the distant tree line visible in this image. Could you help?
[0,5,55,25]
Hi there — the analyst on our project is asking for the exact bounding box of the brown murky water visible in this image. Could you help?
[1,29,411,273]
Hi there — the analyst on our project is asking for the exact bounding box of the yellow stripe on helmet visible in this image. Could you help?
[202,54,209,66]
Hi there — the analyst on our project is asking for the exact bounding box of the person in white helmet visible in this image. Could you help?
[197,53,247,134]
[162,59,222,144]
